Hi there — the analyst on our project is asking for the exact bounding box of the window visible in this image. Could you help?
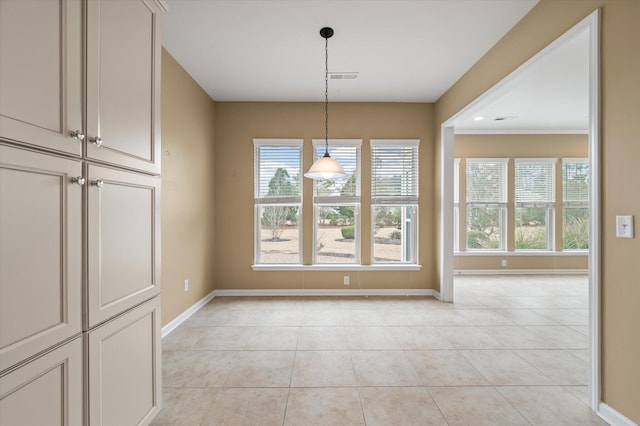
[371,139,419,263]
[563,159,589,250]
[313,139,361,264]
[254,139,302,264]
[466,159,507,250]
[514,159,556,250]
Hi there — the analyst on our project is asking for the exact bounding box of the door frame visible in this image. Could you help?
[439,9,601,411]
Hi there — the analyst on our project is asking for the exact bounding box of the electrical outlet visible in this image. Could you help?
[501,259,507,267]
[343,276,350,285]
[184,279,189,292]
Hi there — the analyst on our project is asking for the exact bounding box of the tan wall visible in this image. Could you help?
[435,1,640,421]
[454,134,588,270]
[161,49,216,325]
[214,102,437,290]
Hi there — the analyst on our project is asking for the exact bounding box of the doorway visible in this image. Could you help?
[439,10,600,411]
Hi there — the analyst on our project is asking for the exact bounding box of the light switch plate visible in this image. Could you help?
[616,215,634,238]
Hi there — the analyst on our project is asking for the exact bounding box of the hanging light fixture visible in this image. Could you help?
[304,27,347,180]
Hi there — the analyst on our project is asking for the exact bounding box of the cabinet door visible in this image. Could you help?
[0,145,82,372]
[86,0,162,174]
[0,336,83,426]
[0,0,83,156]
[88,296,161,426]
[86,164,160,328]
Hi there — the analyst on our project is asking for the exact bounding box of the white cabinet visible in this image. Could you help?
[87,297,161,426]
[85,0,162,175]
[0,0,83,157]
[86,164,161,328]
[0,337,83,426]
[0,1,164,423]
[0,145,82,372]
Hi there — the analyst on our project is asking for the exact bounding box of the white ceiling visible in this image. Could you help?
[455,27,590,133]
[162,0,538,102]
[162,0,589,132]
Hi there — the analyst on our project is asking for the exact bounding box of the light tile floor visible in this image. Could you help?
[152,275,607,425]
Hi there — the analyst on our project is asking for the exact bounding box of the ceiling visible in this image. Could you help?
[162,0,589,132]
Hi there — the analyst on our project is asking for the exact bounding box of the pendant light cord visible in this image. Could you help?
[324,35,330,157]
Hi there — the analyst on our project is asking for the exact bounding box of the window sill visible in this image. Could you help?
[251,264,422,271]
[454,251,588,256]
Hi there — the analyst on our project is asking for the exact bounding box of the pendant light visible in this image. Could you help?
[304,27,347,180]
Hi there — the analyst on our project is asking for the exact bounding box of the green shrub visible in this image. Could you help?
[515,227,547,250]
[563,216,589,249]
[341,226,355,239]
[389,230,402,240]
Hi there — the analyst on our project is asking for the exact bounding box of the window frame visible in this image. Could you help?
[562,158,589,251]
[253,138,303,265]
[312,139,362,264]
[514,158,557,251]
[465,158,508,251]
[370,139,419,264]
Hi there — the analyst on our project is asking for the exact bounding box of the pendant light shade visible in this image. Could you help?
[304,27,347,180]
[304,151,346,179]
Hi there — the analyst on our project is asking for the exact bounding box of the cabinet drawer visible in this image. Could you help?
[0,336,83,426]
[0,0,82,156]
[86,165,161,328]
[87,296,161,425]
[0,145,82,372]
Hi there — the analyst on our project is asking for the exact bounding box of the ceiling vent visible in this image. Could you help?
[494,116,519,121]
[329,72,359,80]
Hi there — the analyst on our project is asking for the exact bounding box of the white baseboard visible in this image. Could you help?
[213,288,438,297]
[161,290,215,338]
[454,269,588,275]
[598,403,637,426]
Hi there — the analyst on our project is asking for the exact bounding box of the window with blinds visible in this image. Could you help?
[562,159,589,250]
[371,140,419,204]
[253,139,302,264]
[466,159,508,250]
[370,139,419,264]
[514,159,556,251]
[515,159,556,207]
[466,159,508,205]
[312,139,362,264]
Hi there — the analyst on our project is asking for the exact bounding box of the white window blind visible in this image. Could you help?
[563,159,589,204]
[466,159,508,205]
[312,139,361,203]
[254,139,302,203]
[370,139,419,204]
[515,159,556,206]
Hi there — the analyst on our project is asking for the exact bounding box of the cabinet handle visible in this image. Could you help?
[91,180,104,188]
[71,176,86,186]
[89,136,103,147]
[70,130,85,140]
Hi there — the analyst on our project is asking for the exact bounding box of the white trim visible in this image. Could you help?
[454,269,588,275]
[251,264,422,271]
[253,138,303,147]
[312,138,362,147]
[598,403,637,426]
[214,288,437,297]
[454,129,589,135]
[587,9,602,411]
[370,139,420,147]
[440,8,601,413]
[161,291,216,338]
[454,250,587,256]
